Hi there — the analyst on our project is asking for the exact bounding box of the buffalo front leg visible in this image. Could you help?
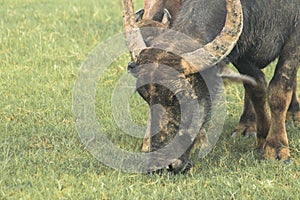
[264,39,300,160]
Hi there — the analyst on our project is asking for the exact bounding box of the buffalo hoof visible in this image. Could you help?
[231,122,257,138]
[263,142,290,161]
[146,158,192,175]
[167,158,192,174]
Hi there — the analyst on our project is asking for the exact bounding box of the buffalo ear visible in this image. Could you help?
[161,9,172,27]
[135,9,144,22]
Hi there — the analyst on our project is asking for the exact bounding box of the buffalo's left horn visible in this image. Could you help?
[122,0,147,61]
[181,0,243,74]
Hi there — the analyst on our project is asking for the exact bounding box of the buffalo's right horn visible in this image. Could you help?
[181,0,243,75]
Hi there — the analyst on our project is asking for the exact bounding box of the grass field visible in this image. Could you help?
[0,0,299,199]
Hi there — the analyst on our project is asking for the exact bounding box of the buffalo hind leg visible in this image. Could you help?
[232,91,256,138]
[235,62,272,150]
[233,73,299,138]
[287,78,300,124]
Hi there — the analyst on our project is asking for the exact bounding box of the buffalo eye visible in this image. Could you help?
[127,61,137,73]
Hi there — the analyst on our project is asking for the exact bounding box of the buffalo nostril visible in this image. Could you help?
[127,61,136,73]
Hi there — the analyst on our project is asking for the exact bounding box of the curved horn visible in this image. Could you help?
[122,0,147,61]
[181,0,243,74]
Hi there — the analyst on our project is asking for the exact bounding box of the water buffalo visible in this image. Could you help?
[121,0,300,173]
[136,0,300,138]
[134,0,259,153]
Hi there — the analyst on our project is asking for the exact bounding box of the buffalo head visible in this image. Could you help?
[121,0,243,173]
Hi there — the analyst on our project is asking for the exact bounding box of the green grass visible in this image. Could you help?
[0,0,299,199]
